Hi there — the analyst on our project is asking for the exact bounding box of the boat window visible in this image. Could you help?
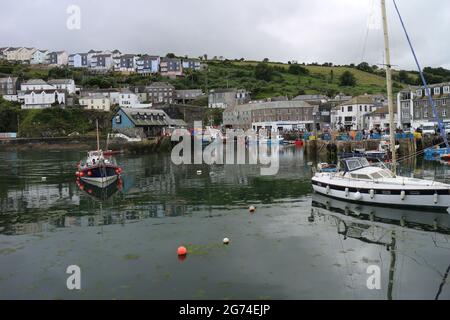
[371,172,383,179]
[351,173,371,180]
[346,159,363,171]
[381,170,393,178]
[359,158,370,167]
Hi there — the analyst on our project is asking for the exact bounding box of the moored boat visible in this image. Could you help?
[76,150,122,188]
[75,119,123,188]
[312,157,450,212]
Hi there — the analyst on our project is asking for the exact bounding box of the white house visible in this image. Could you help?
[79,94,111,112]
[4,47,22,61]
[332,95,378,131]
[90,54,114,71]
[68,53,88,68]
[47,51,68,65]
[30,50,48,64]
[47,79,77,94]
[119,89,142,108]
[21,90,65,109]
[364,106,399,131]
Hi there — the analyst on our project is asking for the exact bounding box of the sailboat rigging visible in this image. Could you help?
[311,0,450,212]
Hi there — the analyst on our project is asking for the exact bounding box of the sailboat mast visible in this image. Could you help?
[381,0,397,176]
[96,119,100,151]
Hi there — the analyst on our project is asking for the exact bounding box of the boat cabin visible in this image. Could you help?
[339,157,394,180]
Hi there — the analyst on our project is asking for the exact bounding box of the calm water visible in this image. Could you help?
[0,147,450,300]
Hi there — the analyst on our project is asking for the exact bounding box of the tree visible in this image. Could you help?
[263,58,269,63]
[398,70,411,84]
[288,63,309,75]
[356,62,373,73]
[339,71,357,86]
[254,62,274,81]
[166,53,176,58]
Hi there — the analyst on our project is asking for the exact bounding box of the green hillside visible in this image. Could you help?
[0,59,425,102]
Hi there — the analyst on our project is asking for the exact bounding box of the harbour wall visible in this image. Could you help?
[304,138,417,159]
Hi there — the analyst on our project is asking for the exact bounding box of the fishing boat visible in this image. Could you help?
[75,120,122,188]
[312,0,450,212]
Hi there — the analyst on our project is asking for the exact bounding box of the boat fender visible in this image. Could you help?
[326,185,330,194]
[400,191,406,200]
[354,191,362,201]
[345,188,349,197]
[434,193,439,204]
[369,189,375,199]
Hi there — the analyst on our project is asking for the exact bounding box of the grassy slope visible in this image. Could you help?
[210,60,410,99]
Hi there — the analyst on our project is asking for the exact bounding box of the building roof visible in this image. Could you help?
[337,95,377,108]
[120,54,136,59]
[293,94,329,101]
[48,79,74,85]
[92,54,112,58]
[80,94,107,100]
[365,105,398,116]
[120,88,134,94]
[167,118,187,127]
[23,89,65,94]
[226,100,314,113]
[22,79,48,85]
[0,76,18,82]
[147,82,175,89]
[120,108,170,126]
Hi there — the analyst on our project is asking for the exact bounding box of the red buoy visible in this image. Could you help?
[79,171,84,177]
[177,246,187,256]
[87,171,92,176]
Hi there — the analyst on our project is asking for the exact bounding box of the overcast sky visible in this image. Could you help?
[1,0,449,70]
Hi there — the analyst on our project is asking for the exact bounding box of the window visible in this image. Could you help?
[444,86,450,94]
[347,106,353,112]
[341,107,344,112]
[115,115,121,124]
[443,110,447,117]
[416,89,422,97]
[359,106,362,112]
[434,87,441,95]
[365,106,367,112]
[425,88,431,96]
[424,110,428,118]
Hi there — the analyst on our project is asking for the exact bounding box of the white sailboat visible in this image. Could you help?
[311,0,450,212]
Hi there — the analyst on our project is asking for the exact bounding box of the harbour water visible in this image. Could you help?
[0,147,450,299]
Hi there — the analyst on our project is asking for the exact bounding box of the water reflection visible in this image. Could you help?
[0,147,312,236]
[311,193,450,300]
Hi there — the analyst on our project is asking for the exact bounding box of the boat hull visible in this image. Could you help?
[312,176,450,212]
[79,165,119,188]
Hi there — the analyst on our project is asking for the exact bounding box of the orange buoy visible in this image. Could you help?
[177,246,187,256]
[87,170,93,176]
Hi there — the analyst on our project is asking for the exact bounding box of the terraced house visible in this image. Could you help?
[397,82,450,129]
[223,100,317,131]
[331,95,383,131]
